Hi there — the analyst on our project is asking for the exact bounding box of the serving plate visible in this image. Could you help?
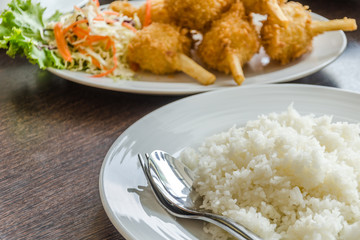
[99,84,360,239]
[48,2,347,95]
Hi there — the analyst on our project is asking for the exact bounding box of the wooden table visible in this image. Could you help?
[1,0,359,239]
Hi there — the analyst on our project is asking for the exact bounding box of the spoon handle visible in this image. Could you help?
[198,212,263,240]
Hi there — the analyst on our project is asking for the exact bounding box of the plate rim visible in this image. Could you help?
[99,83,360,240]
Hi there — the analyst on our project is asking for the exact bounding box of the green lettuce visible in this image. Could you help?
[0,0,64,69]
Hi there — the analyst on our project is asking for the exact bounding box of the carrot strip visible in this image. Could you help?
[84,35,111,52]
[78,48,87,54]
[54,23,72,62]
[105,38,112,50]
[87,35,110,42]
[93,17,116,24]
[93,16,104,21]
[122,22,137,33]
[102,11,120,16]
[91,56,102,69]
[91,66,115,78]
[92,0,100,7]
[73,26,90,38]
[63,19,88,35]
[143,0,152,27]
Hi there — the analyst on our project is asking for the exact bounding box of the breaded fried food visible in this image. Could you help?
[137,0,172,26]
[165,0,234,32]
[197,2,260,85]
[109,1,138,17]
[261,1,357,65]
[127,23,216,85]
[242,0,288,25]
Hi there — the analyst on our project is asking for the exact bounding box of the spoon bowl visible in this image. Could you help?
[139,150,263,240]
[147,150,202,212]
[138,153,191,217]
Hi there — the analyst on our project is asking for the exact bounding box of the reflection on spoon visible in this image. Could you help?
[138,150,263,240]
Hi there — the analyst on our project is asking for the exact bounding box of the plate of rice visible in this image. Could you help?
[99,84,360,239]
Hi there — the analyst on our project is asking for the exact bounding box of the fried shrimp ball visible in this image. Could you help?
[197,2,260,85]
[165,0,234,32]
[137,0,172,26]
[242,0,288,25]
[261,2,311,64]
[128,23,189,74]
[261,1,357,65]
[127,23,216,85]
[109,1,138,17]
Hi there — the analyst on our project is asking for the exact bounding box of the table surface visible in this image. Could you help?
[1,0,359,239]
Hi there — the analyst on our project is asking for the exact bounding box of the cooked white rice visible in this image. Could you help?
[180,105,360,240]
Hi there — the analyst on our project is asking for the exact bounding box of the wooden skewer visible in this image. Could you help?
[266,0,288,26]
[311,18,357,34]
[226,52,245,85]
[176,53,216,85]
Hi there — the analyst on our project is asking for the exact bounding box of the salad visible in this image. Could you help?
[0,0,141,79]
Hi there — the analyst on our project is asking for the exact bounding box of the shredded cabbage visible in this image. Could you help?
[47,1,141,79]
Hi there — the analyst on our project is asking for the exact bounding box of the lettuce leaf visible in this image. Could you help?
[0,0,64,69]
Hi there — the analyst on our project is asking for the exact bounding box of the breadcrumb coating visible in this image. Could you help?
[261,1,313,64]
[127,23,191,74]
[165,0,234,32]
[242,0,286,15]
[198,2,260,74]
[137,0,172,26]
[110,1,138,17]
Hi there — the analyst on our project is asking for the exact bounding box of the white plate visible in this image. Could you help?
[99,84,360,240]
[48,7,347,95]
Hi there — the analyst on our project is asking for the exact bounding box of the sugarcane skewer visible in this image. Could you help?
[226,52,244,85]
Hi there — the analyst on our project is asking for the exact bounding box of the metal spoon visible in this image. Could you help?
[138,150,263,240]
[138,154,195,217]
